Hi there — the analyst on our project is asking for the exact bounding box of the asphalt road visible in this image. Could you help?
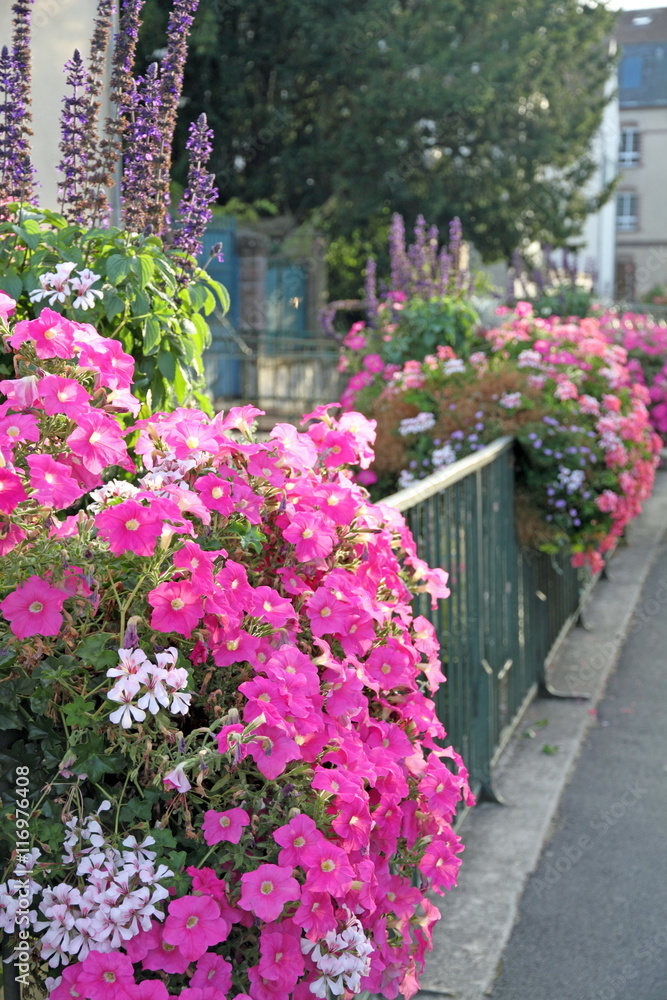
[488,543,667,1000]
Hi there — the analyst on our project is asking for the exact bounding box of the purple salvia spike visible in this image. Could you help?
[122,62,164,234]
[155,0,200,238]
[364,257,378,326]
[100,0,146,219]
[9,0,36,204]
[58,49,92,224]
[83,0,116,225]
[389,213,408,292]
[0,46,21,203]
[448,216,463,276]
[172,112,218,266]
[437,248,451,297]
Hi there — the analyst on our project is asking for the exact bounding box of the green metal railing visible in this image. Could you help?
[383,437,595,801]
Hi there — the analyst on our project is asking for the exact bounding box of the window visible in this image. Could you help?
[617,192,638,232]
[620,55,643,89]
[619,127,640,167]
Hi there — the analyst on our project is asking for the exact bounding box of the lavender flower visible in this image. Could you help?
[172,113,218,262]
[58,50,92,224]
[364,257,378,326]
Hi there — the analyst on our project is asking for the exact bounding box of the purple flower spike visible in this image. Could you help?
[172,112,218,265]
[364,257,378,326]
[58,50,92,224]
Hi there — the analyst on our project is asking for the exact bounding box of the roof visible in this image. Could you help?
[617,7,667,107]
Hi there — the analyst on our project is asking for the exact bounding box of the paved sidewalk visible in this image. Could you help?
[416,468,667,1000]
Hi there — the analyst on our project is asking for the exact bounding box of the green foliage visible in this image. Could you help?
[0,205,229,413]
[138,0,618,261]
[531,287,595,319]
[384,297,483,365]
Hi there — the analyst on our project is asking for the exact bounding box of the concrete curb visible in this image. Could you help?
[416,468,667,1000]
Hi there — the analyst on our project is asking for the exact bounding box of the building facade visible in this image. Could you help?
[615,8,667,301]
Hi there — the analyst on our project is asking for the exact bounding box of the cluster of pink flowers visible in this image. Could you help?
[0,298,473,999]
[597,309,667,438]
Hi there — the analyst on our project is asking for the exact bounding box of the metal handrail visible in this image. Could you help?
[381,437,514,511]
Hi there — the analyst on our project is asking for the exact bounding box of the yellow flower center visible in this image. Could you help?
[29,601,43,614]
[43,328,57,341]
[89,431,101,444]
[260,880,274,895]
[7,426,19,437]
[125,519,140,531]
[220,816,231,827]
[294,836,305,848]
[301,528,314,539]
[171,598,185,611]
[186,915,199,929]
[186,436,199,449]
[321,859,335,872]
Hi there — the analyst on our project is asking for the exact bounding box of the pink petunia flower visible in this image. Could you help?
[258,926,305,991]
[75,949,136,1000]
[0,291,16,320]
[27,454,85,509]
[273,815,325,868]
[238,864,300,923]
[201,807,250,846]
[66,412,129,474]
[95,500,163,557]
[302,841,355,895]
[190,953,233,994]
[39,374,91,418]
[0,575,67,639]
[163,894,230,962]
[0,468,27,513]
[148,581,204,637]
[127,981,171,1000]
[9,308,76,359]
[283,512,338,561]
[163,764,191,794]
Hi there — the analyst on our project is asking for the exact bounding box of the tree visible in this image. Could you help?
[138,0,618,263]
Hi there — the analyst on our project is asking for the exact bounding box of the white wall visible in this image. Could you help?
[0,0,115,212]
[577,72,620,302]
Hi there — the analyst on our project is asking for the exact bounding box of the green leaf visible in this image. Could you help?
[63,697,96,729]
[134,254,155,288]
[0,269,23,300]
[10,223,42,251]
[104,292,126,321]
[105,253,135,285]
[157,348,176,381]
[143,317,162,355]
[173,362,188,405]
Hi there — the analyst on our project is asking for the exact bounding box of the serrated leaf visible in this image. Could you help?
[134,254,155,288]
[105,253,134,285]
